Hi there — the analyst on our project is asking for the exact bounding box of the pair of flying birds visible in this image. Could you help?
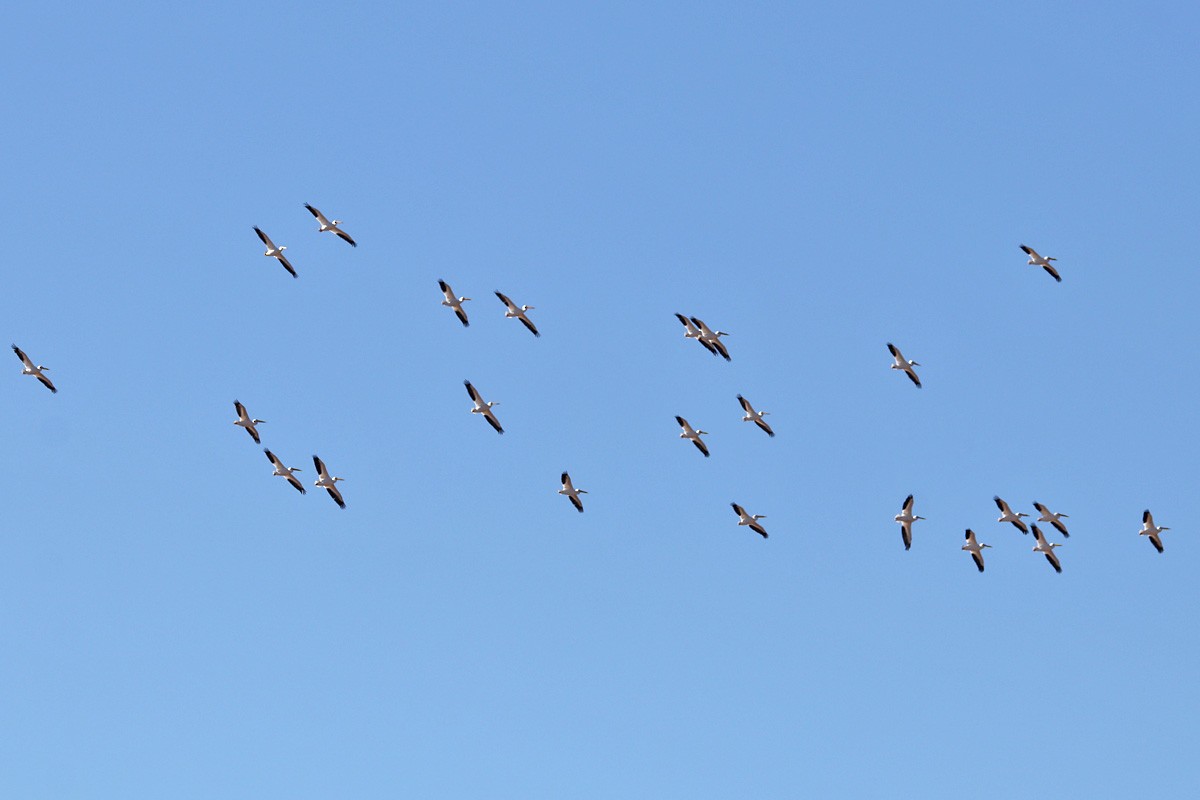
[232,400,347,508]
[438,281,539,336]
[675,396,774,458]
[254,203,356,279]
[675,314,731,361]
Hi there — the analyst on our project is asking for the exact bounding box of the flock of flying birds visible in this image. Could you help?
[9,222,1176,568]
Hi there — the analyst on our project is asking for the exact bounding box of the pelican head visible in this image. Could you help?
[522,305,535,311]
[461,296,472,303]
[1160,526,1171,531]
[982,543,992,549]
[252,419,266,424]
[752,514,766,521]
[910,360,920,366]
[915,515,926,521]
[37,366,49,371]
[332,219,342,226]
[697,430,709,435]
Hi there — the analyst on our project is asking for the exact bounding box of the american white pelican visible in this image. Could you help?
[11,344,56,393]
[731,502,768,538]
[675,415,709,457]
[1139,509,1169,553]
[894,494,925,551]
[994,496,1029,534]
[438,280,471,327]
[312,454,346,508]
[232,400,265,444]
[886,343,921,388]
[558,472,587,513]
[675,313,718,356]
[495,291,539,337]
[264,449,305,495]
[465,380,503,434]
[736,395,774,437]
[962,529,991,573]
[690,317,730,361]
[1031,524,1062,573]
[1033,501,1070,538]
[1019,244,1061,282]
[305,203,356,247]
[253,227,297,278]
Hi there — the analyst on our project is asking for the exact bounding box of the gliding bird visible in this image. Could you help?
[438,280,471,327]
[962,529,991,573]
[894,494,925,551]
[675,313,717,356]
[11,344,56,393]
[465,380,503,434]
[1139,509,1170,553]
[558,472,587,513]
[1031,524,1062,573]
[994,496,1030,534]
[253,227,297,278]
[736,395,774,437]
[304,203,356,247]
[495,291,539,337]
[731,502,768,538]
[1033,501,1070,538]
[264,449,305,495]
[675,416,709,457]
[232,400,265,444]
[886,343,921,388]
[1020,244,1060,282]
[312,454,346,508]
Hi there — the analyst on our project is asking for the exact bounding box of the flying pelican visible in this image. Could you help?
[264,449,305,494]
[11,344,56,393]
[994,496,1030,534]
[962,529,991,573]
[312,454,346,508]
[1031,524,1062,573]
[465,380,503,434]
[304,203,356,247]
[1033,501,1070,538]
[894,494,925,551]
[690,317,730,361]
[731,502,768,538]
[675,415,709,457]
[232,400,265,444]
[1139,509,1170,553]
[558,472,587,513]
[253,226,297,278]
[736,395,774,437]
[438,280,471,327]
[886,343,921,388]
[1020,244,1061,282]
[495,291,539,337]
[675,313,718,356]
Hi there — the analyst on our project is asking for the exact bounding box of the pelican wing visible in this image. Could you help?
[731,502,745,516]
[1050,518,1070,538]
[519,315,540,338]
[1143,509,1154,527]
[692,438,710,458]
[438,279,452,297]
[37,374,57,393]
[325,484,346,509]
[902,494,914,513]
[675,415,688,429]
[1042,263,1062,282]
[1033,501,1049,515]
[887,342,901,360]
[749,522,768,538]
[972,552,985,573]
[245,423,261,444]
[712,338,731,361]
[675,313,696,332]
[994,496,1011,514]
[313,455,329,478]
[287,474,307,495]
[1031,524,1046,544]
[265,449,283,468]
[234,400,248,419]
[465,380,482,403]
[1020,244,1038,258]
[11,344,33,368]
[1045,551,1062,573]
[304,203,330,225]
[569,494,584,513]
[335,230,357,248]
[904,367,921,388]
[495,291,515,311]
[755,417,775,437]
[901,522,912,551]
[737,395,753,414]
[253,226,275,248]
[1150,534,1164,554]
[276,252,297,278]
[483,407,504,434]
[454,307,470,327]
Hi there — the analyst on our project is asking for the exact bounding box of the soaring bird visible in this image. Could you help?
[690,317,730,361]
[1031,524,1062,573]
[962,529,991,573]
[1020,244,1060,282]
[264,449,305,495]
[1033,502,1070,538]
[465,380,503,434]
[232,400,265,444]
[675,313,718,356]
[886,343,921,388]
[894,494,925,551]
[731,503,768,538]
[11,344,56,393]
[994,496,1030,534]
[736,395,774,437]
[1139,509,1170,553]
[558,472,587,513]
[675,415,709,457]
[495,291,539,337]
[312,455,346,508]
[438,280,471,327]
[305,203,356,247]
[253,227,297,278]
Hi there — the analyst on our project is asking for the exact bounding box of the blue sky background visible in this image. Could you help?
[2,2,1197,797]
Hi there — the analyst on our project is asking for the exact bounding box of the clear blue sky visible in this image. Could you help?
[3,2,1197,797]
